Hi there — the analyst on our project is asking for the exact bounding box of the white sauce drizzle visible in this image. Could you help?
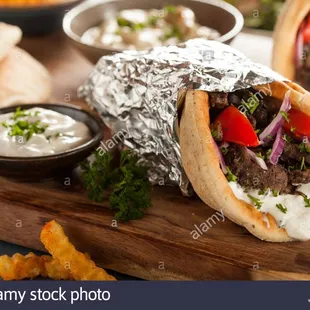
[262,213,270,229]
[0,108,92,157]
[229,181,310,241]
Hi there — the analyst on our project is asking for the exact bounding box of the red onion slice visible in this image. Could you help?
[213,139,227,174]
[269,127,284,165]
[259,90,291,144]
[295,21,305,68]
[246,148,268,171]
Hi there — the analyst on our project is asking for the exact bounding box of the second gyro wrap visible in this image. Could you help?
[79,39,286,195]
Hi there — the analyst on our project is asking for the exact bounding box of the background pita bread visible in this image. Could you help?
[272,0,310,80]
[179,82,310,242]
[0,47,51,107]
[0,23,22,62]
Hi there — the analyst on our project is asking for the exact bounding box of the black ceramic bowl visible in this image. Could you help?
[0,103,104,179]
[0,0,83,35]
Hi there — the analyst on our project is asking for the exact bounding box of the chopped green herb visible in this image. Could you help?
[162,25,183,41]
[299,192,310,208]
[116,17,145,31]
[255,129,260,134]
[117,17,132,27]
[283,134,292,143]
[266,149,272,161]
[3,108,47,141]
[6,120,47,141]
[220,147,228,155]
[301,157,307,171]
[148,15,160,26]
[280,111,290,122]
[10,107,29,121]
[164,5,177,13]
[211,128,218,139]
[276,203,287,214]
[298,142,310,153]
[290,127,296,133]
[247,194,263,209]
[243,93,260,114]
[288,165,296,171]
[131,23,145,31]
[304,196,310,208]
[256,152,265,160]
[226,167,238,182]
[272,190,279,197]
[258,188,267,195]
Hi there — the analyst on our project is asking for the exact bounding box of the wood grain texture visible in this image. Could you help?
[0,32,309,280]
[0,175,310,280]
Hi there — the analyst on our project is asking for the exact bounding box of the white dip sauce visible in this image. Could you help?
[0,108,91,157]
[81,6,220,50]
[229,181,310,241]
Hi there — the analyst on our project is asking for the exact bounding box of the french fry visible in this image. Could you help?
[41,256,73,280]
[40,220,116,281]
[0,252,73,280]
[0,253,44,280]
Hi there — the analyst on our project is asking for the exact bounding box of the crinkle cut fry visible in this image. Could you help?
[0,252,73,280]
[40,220,116,281]
[0,252,43,280]
[41,255,73,280]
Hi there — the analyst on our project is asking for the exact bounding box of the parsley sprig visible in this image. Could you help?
[80,150,151,222]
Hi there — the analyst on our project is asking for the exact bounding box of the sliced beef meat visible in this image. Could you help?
[224,145,288,193]
[246,112,256,129]
[281,142,310,165]
[264,97,282,115]
[228,93,241,107]
[289,169,310,185]
[210,121,223,141]
[253,105,268,129]
[209,92,228,109]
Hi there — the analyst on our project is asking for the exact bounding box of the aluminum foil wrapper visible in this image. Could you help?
[79,39,286,196]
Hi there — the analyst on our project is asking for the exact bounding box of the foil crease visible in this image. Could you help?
[79,39,286,195]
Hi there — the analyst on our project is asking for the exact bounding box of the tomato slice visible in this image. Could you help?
[214,105,259,147]
[304,26,310,43]
[283,108,310,138]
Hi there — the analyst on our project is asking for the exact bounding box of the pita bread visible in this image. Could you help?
[272,0,310,80]
[0,47,51,107]
[179,81,310,242]
[0,23,22,62]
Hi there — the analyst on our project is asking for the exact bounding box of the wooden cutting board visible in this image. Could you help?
[0,32,309,281]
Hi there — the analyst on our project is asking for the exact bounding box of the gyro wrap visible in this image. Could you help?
[79,39,286,195]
